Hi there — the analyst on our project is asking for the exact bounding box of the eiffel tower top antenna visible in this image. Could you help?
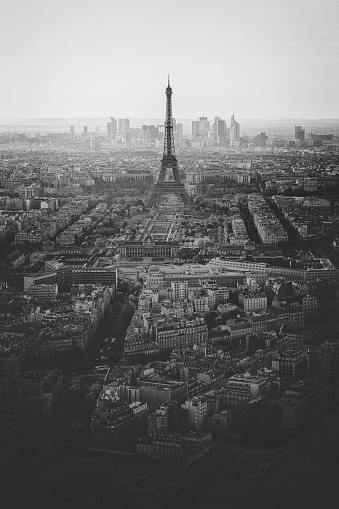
[164,75,174,158]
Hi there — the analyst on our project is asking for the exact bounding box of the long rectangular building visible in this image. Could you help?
[208,257,338,282]
[24,267,118,289]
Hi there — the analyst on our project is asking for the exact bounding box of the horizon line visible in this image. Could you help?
[1,116,339,122]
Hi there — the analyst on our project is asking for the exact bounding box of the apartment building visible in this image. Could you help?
[194,297,210,313]
[155,317,208,351]
[248,194,288,245]
[170,281,188,300]
[181,396,208,431]
[206,287,229,307]
[238,293,267,311]
[302,295,318,320]
[136,434,184,457]
[91,394,148,451]
[272,349,308,380]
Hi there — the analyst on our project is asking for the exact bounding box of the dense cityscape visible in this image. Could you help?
[0,77,339,509]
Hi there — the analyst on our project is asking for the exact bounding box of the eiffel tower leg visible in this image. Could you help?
[176,190,193,210]
[145,192,159,209]
[145,187,193,210]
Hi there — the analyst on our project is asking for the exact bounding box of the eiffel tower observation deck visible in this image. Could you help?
[145,78,193,210]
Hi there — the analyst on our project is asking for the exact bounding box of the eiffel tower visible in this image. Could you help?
[145,77,193,210]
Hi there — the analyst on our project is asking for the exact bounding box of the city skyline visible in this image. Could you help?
[0,0,338,119]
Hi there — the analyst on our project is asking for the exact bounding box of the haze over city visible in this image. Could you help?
[0,0,338,119]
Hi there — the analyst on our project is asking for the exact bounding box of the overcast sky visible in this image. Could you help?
[0,0,338,119]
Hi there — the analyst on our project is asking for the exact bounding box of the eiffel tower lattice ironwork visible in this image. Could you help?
[145,77,193,210]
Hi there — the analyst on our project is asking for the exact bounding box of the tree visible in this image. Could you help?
[205,311,218,329]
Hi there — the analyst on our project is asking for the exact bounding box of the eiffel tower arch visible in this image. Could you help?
[145,78,193,210]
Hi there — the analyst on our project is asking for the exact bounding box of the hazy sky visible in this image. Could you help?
[0,0,338,119]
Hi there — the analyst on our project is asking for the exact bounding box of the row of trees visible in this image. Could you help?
[197,176,256,196]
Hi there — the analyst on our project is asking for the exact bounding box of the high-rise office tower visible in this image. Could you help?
[83,126,88,138]
[192,117,210,139]
[255,132,268,147]
[134,128,142,139]
[157,124,165,142]
[198,117,210,138]
[107,117,118,141]
[118,118,130,135]
[142,129,151,147]
[295,125,305,143]
[110,117,117,135]
[107,122,112,141]
[228,114,240,144]
[177,123,183,140]
[125,130,132,149]
[192,121,200,138]
[70,126,75,137]
[142,125,159,141]
[214,117,227,146]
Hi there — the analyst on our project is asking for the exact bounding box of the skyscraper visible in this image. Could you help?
[255,132,268,147]
[177,123,183,140]
[198,117,210,138]
[125,130,132,149]
[228,114,240,144]
[110,117,117,135]
[107,117,118,141]
[142,125,159,141]
[142,129,151,147]
[70,126,75,137]
[107,122,112,141]
[83,126,88,139]
[295,125,305,143]
[118,119,130,135]
[214,117,227,146]
[192,121,199,138]
[192,117,210,140]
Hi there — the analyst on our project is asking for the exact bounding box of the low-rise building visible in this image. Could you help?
[211,409,232,435]
[272,349,308,380]
[136,434,184,457]
[26,284,58,300]
[226,373,270,397]
[263,381,328,430]
[91,391,148,451]
[238,293,267,311]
